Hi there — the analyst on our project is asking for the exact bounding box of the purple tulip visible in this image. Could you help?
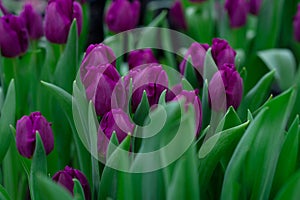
[20,3,43,40]
[189,0,207,3]
[225,0,248,28]
[294,4,300,42]
[124,64,172,112]
[127,49,158,69]
[179,42,209,84]
[169,0,187,30]
[173,89,202,134]
[105,0,140,33]
[211,38,236,69]
[208,63,243,111]
[0,14,29,57]
[52,166,91,200]
[44,0,82,44]
[98,108,135,155]
[248,0,262,15]
[16,112,54,158]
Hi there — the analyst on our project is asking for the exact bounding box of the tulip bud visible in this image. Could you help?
[173,89,202,134]
[294,4,300,42]
[211,38,236,69]
[248,0,262,15]
[52,166,91,200]
[224,0,248,28]
[169,0,187,30]
[16,112,54,158]
[0,14,29,57]
[127,49,158,69]
[105,0,140,33]
[44,0,83,44]
[208,63,243,111]
[20,3,43,40]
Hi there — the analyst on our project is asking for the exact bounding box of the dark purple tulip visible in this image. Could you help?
[173,89,202,135]
[0,14,29,57]
[52,166,91,200]
[16,112,54,158]
[208,63,243,111]
[189,0,206,3]
[179,42,209,82]
[80,43,116,80]
[294,4,300,42]
[248,0,262,15]
[211,38,236,69]
[20,3,43,40]
[105,0,140,33]
[44,0,82,44]
[124,64,170,112]
[169,0,187,30]
[128,49,158,69]
[225,0,248,28]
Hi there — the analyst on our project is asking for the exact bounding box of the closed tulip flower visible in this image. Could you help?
[16,112,54,158]
[52,166,91,200]
[0,14,29,57]
[169,0,187,30]
[208,63,243,111]
[20,3,43,40]
[293,4,300,42]
[128,49,158,69]
[248,0,262,15]
[211,38,236,69]
[105,0,140,33]
[44,0,82,44]
[225,0,248,28]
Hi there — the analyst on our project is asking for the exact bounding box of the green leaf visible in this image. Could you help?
[133,90,150,126]
[73,179,85,200]
[274,170,300,200]
[271,116,299,197]
[0,184,11,200]
[216,107,242,132]
[0,79,15,163]
[238,70,275,120]
[35,174,73,200]
[183,57,200,89]
[30,133,47,200]
[258,49,296,90]
[54,19,79,93]
[201,79,210,129]
[221,88,296,200]
[203,48,218,81]
[147,10,168,27]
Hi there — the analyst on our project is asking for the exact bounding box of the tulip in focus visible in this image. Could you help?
[44,0,83,44]
[105,0,140,33]
[52,166,91,200]
[169,0,187,30]
[208,63,243,111]
[294,4,300,42]
[211,38,236,69]
[16,112,54,158]
[127,49,158,69]
[224,0,248,28]
[20,3,43,40]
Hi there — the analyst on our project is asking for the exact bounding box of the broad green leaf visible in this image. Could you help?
[221,88,296,200]
[0,184,11,200]
[216,107,242,132]
[35,174,73,200]
[0,80,15,163]
[258,49,296,90]
[274,170,300,200]
[30,133,47,200]
[73,179,85,200]
[238,70,275,120]
[133,91,150,126]
[290,66,300,125]
[271,116,299,197]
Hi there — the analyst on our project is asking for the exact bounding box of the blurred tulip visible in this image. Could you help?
[294,4,300,42]
[16,112,54,158]
[225,0,248,28]
[189,0,206,3]
[248,0,262,15]
[211,38,236,69]
[208,63,243,111]
[128,49,158,69]
[44,0,82,44]
[20,3,43,40]
[0,13,29,57]
[52,166,91,200]
[169,0,187,30]
[105,0,140,33]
